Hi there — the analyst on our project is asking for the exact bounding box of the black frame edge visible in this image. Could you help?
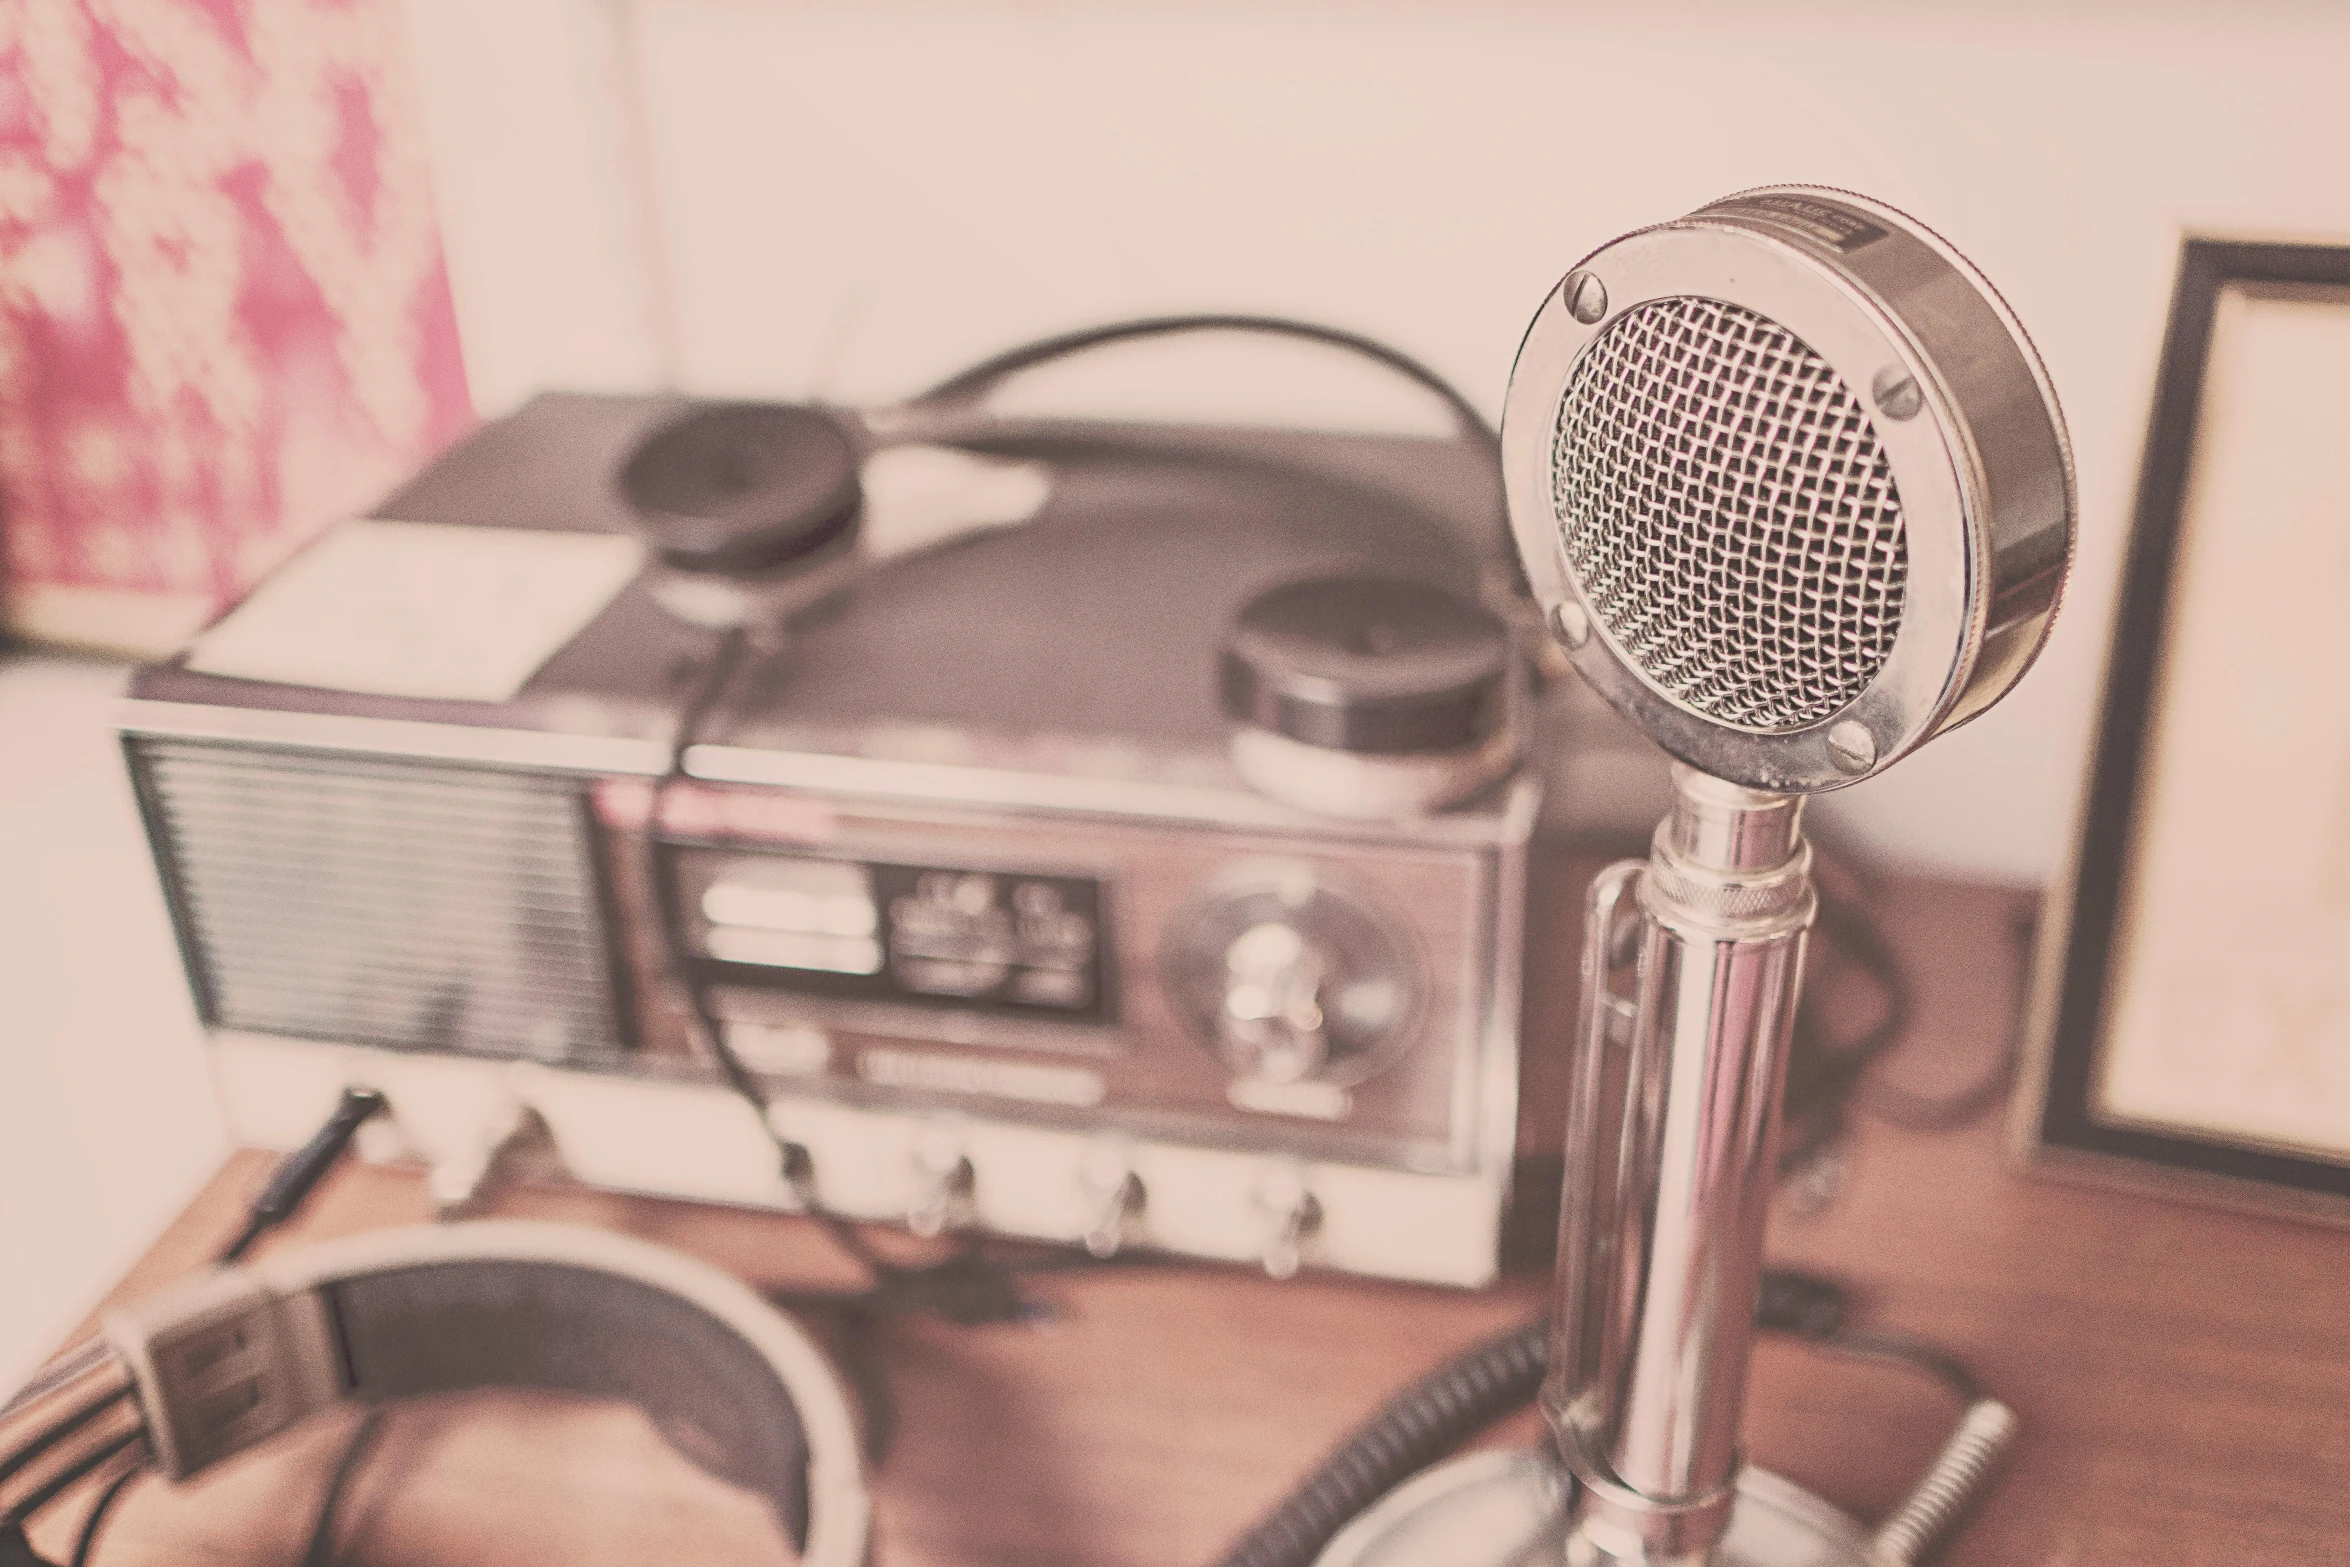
[2024,237,2350,1208]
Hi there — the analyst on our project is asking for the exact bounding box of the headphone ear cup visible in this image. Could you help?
[621,404,863,575]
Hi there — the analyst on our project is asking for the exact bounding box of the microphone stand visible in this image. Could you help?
[1548,764,1814,1566]
[1310,769,2019,1567]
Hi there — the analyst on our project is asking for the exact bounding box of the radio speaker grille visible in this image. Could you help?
[132,740,623,1059]
[1549,295,1908,732]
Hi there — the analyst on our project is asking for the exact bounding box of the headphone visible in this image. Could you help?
[3,1222,870,1566]
[612,313,1526,638]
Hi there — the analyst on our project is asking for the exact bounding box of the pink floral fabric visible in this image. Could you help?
[0,0,472,648]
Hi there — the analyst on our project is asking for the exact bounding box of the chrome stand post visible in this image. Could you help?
[1306,764,2018,1567]
[1549,765,1814,1566]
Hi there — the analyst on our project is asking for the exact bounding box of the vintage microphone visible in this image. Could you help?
[1497,188,2074,1566]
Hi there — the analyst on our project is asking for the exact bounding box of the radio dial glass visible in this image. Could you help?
[677,846,1114,1023]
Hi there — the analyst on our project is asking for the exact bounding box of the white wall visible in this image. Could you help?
[397,0,2350,886]
[0,655,224,1389]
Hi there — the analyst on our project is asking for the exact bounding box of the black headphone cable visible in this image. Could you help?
[64,1459,143,1567]
[0,1089,388,1565]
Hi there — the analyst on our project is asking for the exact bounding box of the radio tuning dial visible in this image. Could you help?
[906,1122,976,1238]
[1164,873,1418,1088]
[1217,921,1334,1084]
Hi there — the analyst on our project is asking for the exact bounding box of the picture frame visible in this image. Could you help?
[2016,236,2350,1223]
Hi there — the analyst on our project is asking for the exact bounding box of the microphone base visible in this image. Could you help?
[1309,1447,1880,1567]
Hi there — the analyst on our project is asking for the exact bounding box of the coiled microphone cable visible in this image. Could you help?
[1211,1270,1993,1567]
[1212,1316,1551,1567]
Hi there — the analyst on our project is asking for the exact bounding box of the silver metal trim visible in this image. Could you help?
[711,985,1126,1060]
[117,698,673,777]
[1467,803,1533,1191]
[1307,1446,1888,1567]
[684,742,1538,849]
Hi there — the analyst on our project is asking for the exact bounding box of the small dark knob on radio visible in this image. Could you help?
[620,402,863,575]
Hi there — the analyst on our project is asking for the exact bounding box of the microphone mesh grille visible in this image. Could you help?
[1550,296,1908,732]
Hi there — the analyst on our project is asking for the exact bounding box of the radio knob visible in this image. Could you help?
[1078,1144,1147,1260]
[1217,921,1334,1084]
[1164,872,1417,1088]
[1252,1165,1324,1281]
[429,1099,560,1219]
[906,1123,976,1238]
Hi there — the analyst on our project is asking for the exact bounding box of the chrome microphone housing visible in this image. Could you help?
[1493,189,2076,1567]
[1501,186,2075,792]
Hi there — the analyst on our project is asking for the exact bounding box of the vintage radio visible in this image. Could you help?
[121,357,1599,1287]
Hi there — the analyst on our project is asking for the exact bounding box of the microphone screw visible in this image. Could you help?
[1550,601,1592,649]
[1563,270,1609,325]
[1828,720,1878,774]
[1871,365,1924,421]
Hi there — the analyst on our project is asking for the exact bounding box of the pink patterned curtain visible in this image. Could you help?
[0,0,473,651]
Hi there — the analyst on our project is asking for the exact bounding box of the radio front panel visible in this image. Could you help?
[609,780,1512,1176]
[124,719,1534,1284]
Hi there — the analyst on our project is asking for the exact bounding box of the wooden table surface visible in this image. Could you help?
[23,879,2350,1566]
